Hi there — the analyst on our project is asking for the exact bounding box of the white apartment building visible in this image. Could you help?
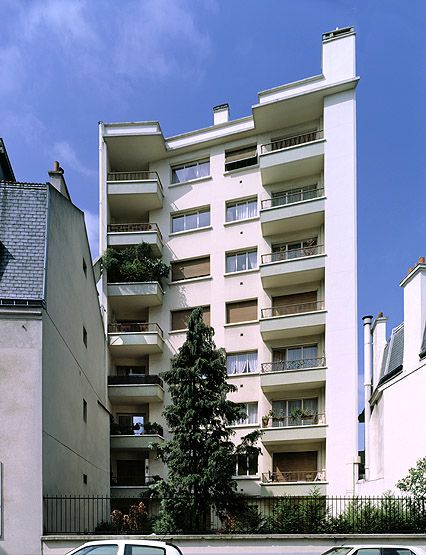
[99,27,359,498]
[359,258,426,495]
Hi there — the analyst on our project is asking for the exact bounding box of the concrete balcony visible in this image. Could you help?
[260,301,326,341]
[110,432,164,450]
[108,374,164,404]
[107,223,163,256]
[108,282,164,315]
[260,358,326,393]
[261,416,327,446]
[108,322,164,356]
[260,188,325,236]
[259,131,324,185]
[260,470,327,495]
[107,171,163,219]
[260,246,325,288]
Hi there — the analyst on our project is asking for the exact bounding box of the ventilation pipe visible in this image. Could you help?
[362,315,373,481]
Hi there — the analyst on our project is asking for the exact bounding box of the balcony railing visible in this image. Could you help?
[107,222,162,236]
[261,186,324,210]
[261,130,323,155]
[107,170,163,188]
[261,357,326,373]
[264,413,325,428]
[261,245,324,264]
[261,300,324,319]
[261,469,326,483]
[111,424,164,436]
[108,375,163,386]
[108,322,163,337]
[111,475,157,487]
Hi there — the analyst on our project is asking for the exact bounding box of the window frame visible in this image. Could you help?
[171,158,210,185]
[225,249,257,274]
[224,145,258,172]
[225,197,258,223]
[226,351,258,375]
[226,299,258,324]
[171,207,211,234]
[235,452,259,477]
[233,402,258,426]
[171,305,210,331]
[171,255,210,282]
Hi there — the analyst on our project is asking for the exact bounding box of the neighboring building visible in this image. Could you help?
[359,257,426,495]
[0,152,109,555]
[99,27,359,497]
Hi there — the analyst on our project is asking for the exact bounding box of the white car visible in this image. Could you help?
[323,547,426,555]
[66,539,183,555]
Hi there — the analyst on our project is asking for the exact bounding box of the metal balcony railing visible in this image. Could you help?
[261,357,326,373]
[108,322,163,337]
[260,129,323,154]
[261,244,324,264]
[108,375,163,386]
[261,469,326,483]
[107,222,162,237]
[111,475,157,487]
[261,300,324,319]
[261,186,324,210]
[263,413,326,428]
[107,170,163,189]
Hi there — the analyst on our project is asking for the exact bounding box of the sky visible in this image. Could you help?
[2,0,426,371]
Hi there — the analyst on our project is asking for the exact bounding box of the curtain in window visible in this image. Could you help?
[247,403,258,424]
[247,352,257,373]
[247,200,257,218]
[248,251,257,269]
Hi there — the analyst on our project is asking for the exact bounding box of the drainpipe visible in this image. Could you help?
[362,315,373,481]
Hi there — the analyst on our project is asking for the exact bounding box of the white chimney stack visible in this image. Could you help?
[213,103,230,125]
[371,312,388,388]
[321,26,356,82]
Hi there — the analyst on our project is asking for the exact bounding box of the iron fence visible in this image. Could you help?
[43,495,426,535]
[261,129,324,154]
[261,357,326,372]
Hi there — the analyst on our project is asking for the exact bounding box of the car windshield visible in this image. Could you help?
[322,549,352,555]
[68,545,118,555]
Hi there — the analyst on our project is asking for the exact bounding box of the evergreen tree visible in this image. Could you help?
[151,307,261,533]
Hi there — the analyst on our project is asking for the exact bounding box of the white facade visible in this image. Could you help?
[359,259,426,495]
[99,28,359,497]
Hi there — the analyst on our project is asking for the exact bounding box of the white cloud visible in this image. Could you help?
[84,210,99,258]
[51,141,97,178]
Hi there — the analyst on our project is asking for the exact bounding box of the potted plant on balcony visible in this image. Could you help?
[102,241,169,284]
[261,409,275,428]
[289,407,316,425]
[144,421,164,436]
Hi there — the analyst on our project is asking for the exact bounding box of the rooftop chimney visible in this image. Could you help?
[213,103,230,125]
[48,161,70,200]
[321,25,356,82]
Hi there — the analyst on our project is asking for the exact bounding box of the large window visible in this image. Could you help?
[271,398,318,427]
[226,299,258,324]
[235,453,258,476]
[171,256,210,282]
[171,208,210,233]
[272,345,318,369]
[271,238,318,261]
[225,145,258,172]
[226,198,257,222]
[226,249,257,273]
[272,184,318,207]
[171,158,210,184]
[171,306,210,331]
[233,402,258,426]
[226,351,258,375]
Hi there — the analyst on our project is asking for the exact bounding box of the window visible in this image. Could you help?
[226,352,258,375]
[271,398,318,427]
[116,365,146,376]
[171,256,210,282]
[83,399,87,422]
[225,145,258,172]
[272,345,319,370]
[271,184,318,207]
[233,402,258,426]
[171,158,210,184]
[226,198,257,222]
[83,326,87,347]
[83,473,88,484]
[171,208,210,233]
[82,258,87,277]
[117,414,145,435]
[171,306,210,331]
[124,546,167,555]
[236,453,258,476]
[271,238,317,261]
[226,299,258,324]
[226,249,257,273]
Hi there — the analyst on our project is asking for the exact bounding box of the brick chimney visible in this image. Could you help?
[48,161,70,200]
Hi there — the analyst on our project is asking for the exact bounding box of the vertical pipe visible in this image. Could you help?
[362,315,373,481]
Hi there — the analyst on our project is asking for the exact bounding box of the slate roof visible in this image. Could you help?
[378,323,404,385]
[0,182,48,301]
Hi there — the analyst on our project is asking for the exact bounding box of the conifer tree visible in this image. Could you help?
[151,307,260,533]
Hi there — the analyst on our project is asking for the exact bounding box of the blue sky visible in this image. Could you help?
[2,0,426,342]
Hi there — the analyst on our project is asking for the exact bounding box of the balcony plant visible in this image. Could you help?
[144,421,164,436]
[290,407,316,425]
[261,409,275,427]
[102,242,169,284]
